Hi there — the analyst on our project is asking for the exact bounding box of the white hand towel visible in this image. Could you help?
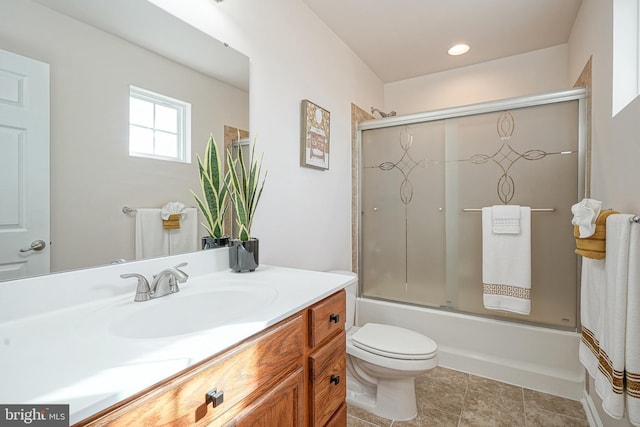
[161,201,186,220]
[135,208,168,260]
[626,221,640,425]
[571,198,602,238]
[595,214,632,420]
[491,204,521,234]
[482,206,531,315]
[579,257,605,380]
[168,207,198,255]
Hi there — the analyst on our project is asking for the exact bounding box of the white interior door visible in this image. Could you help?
[0,49,50,281]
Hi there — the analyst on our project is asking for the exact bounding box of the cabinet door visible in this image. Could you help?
[227,367,304,427]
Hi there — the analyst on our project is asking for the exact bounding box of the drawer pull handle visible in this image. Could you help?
[330,374,340,385]
[206,388,224,408]
[329,313,340,323]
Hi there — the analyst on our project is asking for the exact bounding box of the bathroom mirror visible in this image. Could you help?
[0,0,250,281]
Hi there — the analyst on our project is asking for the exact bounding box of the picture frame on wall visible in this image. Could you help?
[300,99,330,170]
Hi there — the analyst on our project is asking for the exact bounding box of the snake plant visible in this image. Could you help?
[226,140,267,241]
[191,134,230,239]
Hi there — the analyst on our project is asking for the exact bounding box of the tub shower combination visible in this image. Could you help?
[356,89,588,399]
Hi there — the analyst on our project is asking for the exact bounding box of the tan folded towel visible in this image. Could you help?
[162,213,181,230]
[574,209,618,259]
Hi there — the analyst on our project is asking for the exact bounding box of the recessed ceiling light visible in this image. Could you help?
[448,44,470,56]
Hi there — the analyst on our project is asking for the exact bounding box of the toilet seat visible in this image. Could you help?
[351,323,437,360]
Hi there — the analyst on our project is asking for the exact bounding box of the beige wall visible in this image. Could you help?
[570,1,640,426]
[384,44,570,114]
[0,0,249,271]
[149,0,385,272]
[569,0,640,215]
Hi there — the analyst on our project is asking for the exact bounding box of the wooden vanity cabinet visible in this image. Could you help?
[75,289,347,427]
[78,314,305,427]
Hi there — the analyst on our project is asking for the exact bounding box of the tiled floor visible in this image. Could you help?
[346,367,589,427]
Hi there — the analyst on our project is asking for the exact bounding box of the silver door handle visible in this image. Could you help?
[20,240,46,253]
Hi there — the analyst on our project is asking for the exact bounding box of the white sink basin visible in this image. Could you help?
[88,283,278,339]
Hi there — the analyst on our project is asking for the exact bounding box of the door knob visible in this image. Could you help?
[20,240,46,253]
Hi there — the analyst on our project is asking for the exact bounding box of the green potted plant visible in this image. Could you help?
[191,134,231,249]
[226,139,267,272]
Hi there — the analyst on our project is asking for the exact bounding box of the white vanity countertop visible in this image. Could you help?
[0,265,355,424]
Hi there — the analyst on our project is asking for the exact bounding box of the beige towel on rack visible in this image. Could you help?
[626,221,640,425]
[595,214,633,420]
[168,207,198,255]
[579,257,605,379]
[135,208,168,260]
[482,206,531,315]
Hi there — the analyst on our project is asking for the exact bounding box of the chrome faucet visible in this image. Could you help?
[120,262,188,302]
[150,262,189,298]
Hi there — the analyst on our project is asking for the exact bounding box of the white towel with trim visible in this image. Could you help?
[626,220,640,425]
[579,257,605,379]
[595,214,632,420]
[168,207,198,255]
[491,204,522,234]
[135,208,167,260]
[482,206,531,315]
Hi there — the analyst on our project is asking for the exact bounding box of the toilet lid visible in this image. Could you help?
[351,323,437,360]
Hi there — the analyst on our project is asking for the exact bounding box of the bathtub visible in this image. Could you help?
[356,297,584,400]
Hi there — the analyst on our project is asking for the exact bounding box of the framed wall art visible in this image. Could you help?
[300,99,330,170]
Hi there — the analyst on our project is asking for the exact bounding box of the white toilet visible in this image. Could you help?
[331,271,438,421]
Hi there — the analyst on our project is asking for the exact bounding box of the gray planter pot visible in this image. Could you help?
[202,236,230,250]
[229,238,259,272]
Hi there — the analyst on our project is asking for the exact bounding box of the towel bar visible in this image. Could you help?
[122,206,196,214]
[630,215,640,223]
[462,208,556,212]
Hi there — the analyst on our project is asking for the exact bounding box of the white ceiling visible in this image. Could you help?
[301,0,583,83]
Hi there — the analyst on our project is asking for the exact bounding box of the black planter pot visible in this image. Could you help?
[229,238,259,272]
[202,236,230,250]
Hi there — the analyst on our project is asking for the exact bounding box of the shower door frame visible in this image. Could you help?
[355,87,588,329]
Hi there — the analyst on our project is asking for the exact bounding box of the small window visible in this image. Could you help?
[129,86,191,162]
[612,0,640,116]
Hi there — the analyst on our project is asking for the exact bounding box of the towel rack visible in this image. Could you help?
[630,215,640,223]
[462,208,556,212]
[122,205,196,214]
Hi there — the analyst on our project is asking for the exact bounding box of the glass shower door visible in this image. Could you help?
[360,98,582,329]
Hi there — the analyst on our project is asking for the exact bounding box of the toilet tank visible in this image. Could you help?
[328,270,357,330]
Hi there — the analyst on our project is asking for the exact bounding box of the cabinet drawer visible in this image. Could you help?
[80,314,304,426]
[324,402,347,427]
[308,290,345,347]
[309,330,346,427]
[227,366,304,427]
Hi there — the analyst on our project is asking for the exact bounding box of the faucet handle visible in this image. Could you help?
[173,262,189,281]
[169,262,189,293]
[173,262,189,275]
[120,273,151,302]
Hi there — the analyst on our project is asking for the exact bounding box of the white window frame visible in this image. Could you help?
[129,85,191,163]
[612,0,640,116]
